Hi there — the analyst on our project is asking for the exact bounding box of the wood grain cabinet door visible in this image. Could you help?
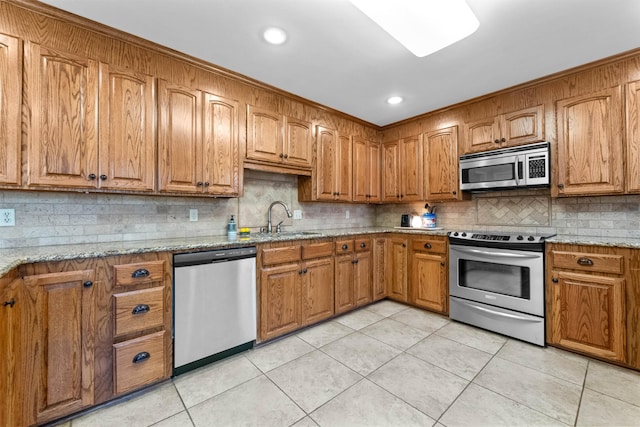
[202,92,239,195]
[284,117,312,168]
[0,33,21,186]
[334,253,355,314]
[22,270,96,425]
[335,134,353,201]
[549,270,625,362]
[301,256,334,325]
[98,64,155,191]
[386,238,408,302]
[501,105,544,146]
[399,135,423,201]
[353,137,380,203]
[157,80,203,193]
[260,263,301,341]
[246,105,283,163]
[555,87,624,196]
[424,125,459,201]
[26,43,99,188]
[372,237,387,301]
[315,126,337,200]
[0,278,23,427]
[625,80,640,193]
[354,250,372,307]
[464,117,499,153]
[381,141,400,202]
[411,252,447,314]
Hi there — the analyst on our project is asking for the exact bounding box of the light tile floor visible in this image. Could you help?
[59,300,640,427]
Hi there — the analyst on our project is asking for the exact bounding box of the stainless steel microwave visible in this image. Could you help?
[459,142,550,191]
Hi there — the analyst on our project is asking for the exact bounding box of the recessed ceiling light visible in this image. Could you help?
[349,0,479,57]
[387,96,403,105]
[263,27,287,45]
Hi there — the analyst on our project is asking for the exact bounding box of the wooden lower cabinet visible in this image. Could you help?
[259,241,334,341]
[0,275,24,427]
[386,237,409,302]
[410,237,448,315]
[22,269,97,425]
[372,237,387,301]
[334,238,372,314]
[546,244,634,367]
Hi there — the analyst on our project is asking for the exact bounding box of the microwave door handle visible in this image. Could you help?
[453,246,540,259]
[514,155,523,185]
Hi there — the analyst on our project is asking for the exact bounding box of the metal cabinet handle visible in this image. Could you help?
[204,181,210,187]
[197,181,203,187]
[557,183,565,189]
[440,261,445,266]
[303,268,308,274]
[88,173,97,180]
[342,244,348,250]
[402,243,406,248]
[3,299,15,308]
[132,352,150,364]
[83,281,93,288]
[283,154,289,159]
[99,174,107,180]
[360,242,366,248]
[552,278,559,283]
[424,243,432,249]
[298,270,303,275]
[577,257,594,266]
[131,268,150,278]
[132,304,150,315]
[500,137,506,142]
[452,191,457,195]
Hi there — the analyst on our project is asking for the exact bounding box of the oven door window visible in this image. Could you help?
[458,259,530,299]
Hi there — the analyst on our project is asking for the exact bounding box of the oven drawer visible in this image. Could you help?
[550,250,623,275]
[113,331,165,394]
[412,239,446,254]
[114,287,165,337]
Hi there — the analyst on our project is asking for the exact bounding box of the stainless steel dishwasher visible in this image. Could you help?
[173,246,256,376]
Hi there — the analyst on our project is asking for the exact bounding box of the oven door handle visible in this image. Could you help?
[460,300,542,322]
[452,246,540,259]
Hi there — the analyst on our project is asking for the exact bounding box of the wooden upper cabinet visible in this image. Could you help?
[98,64,155,191]
[353,136,380,203]
[22,270,96,425]
[26,43,99,188]
[626,80,640,193]
[310,126,352,201]
[463,105,544,153]
[424,125,460,201]
[158,79,239,196]
[202,93,239,195]
[0,33,21,186]
[336,133,353,201]
[382,135,423,203]
[246,105,311,172]
[555,87,623,196]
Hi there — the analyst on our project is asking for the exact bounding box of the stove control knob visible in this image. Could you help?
[528,236,535,241]
[453,232,459,236]
[516,235,524,240]
[461,232,467,237]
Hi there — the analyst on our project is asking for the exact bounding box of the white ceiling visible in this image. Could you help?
[40,0,640,126]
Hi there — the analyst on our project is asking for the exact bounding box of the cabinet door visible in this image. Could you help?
[26,43,99,188]
[381,141,400,202]
[98,64,155,191]
[354,251,372,307]
[352,136,369,202]
[22,270,96,425]
[424,125,459,201]
[284,117,312,168]
[464,117,499,153]
[157,80,203,193]
[0,278,23,427]
[367,141,381,202]
[412,252,447,313]
[315,126,337,200]
[626,80,640,193]
[301,257,334,325]
[549,270,625,362]
[260,263,301,341]
[386,238,408,302]
[335,134,353,201]
[501,105,544,146]
[556,87,623,196]
[0,33,21,186]
[334,253,355,314]
[202,92,239,195]
[400,135,423,201]
[372,238,387,301]
[247,105,283,163]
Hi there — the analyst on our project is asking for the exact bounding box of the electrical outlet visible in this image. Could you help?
[293,209,302,220]
[0,209,15,227]
[189,209,198,221]
[345,210,350,219]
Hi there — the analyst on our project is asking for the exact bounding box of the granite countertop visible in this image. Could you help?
[0,226,449,277]
[546,234,640,249]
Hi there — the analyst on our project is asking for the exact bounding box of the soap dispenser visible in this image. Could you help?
[227,215,237,241]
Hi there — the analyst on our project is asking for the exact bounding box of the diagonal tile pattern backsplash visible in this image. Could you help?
[476,197,550,226]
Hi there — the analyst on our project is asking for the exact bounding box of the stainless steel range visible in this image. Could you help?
[448,231,554,346]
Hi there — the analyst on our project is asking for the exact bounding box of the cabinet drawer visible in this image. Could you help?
[551,251,623,275]
[114,287,165,337]
[114,260,165,286]
[261,245,301,266]
[354,238,371,252]
[302,241,334,260]
[335,239,354,254]
[412,239,446,254]
[113,331,165,394]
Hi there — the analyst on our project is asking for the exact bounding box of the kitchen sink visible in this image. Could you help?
[266,231,323,238]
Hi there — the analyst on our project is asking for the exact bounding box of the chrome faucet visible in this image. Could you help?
[267,201,293,233]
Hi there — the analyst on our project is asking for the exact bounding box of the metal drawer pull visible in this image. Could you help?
[131,268,150,278]
[132,352,150,364]
[342,244,348,250]
[360,242,366,248]
[424,243,432,249]
[3,298,15,308]
[132,304,150,315]
[577,257,594,266]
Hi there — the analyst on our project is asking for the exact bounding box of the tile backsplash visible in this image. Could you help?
[2,180,640,249]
